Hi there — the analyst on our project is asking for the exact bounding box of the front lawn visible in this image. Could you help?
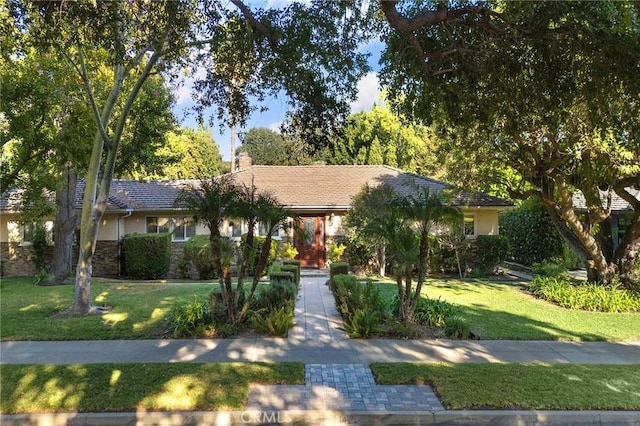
[0,277,253,340]
[371,362,640,410]
[374,279,640,341]
[0,362,303,413]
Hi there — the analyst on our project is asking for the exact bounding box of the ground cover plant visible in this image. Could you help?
[528,276,640,313]
[0,362,303,414]
[371,363,640,410]
[372,278,640,341]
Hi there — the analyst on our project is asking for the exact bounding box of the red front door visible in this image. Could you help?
[296,216,325,268]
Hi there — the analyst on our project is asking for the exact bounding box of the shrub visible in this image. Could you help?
[166,296,211,338]
[270,271,294,284]
[123,233,171,279]
[339,309,381,338]
[242,234,278,276]
[500,198,564,265]
[475,235,510,274]
[528,276,640,313]
[531,261,569,279]
[282,259,301,268]
[252,280,298,311]
[330,262,349,278]
[183,235,216,279]
[413,297,460,327]
[281,264,300,285]
[281,241,299,260]
[331,274,383,321]
[327,241,347,263]
[31,224,49,269]
[251,305,295,337]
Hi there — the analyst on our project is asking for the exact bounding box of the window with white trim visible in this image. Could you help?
[463,214,476,237]
[146,216,195,242]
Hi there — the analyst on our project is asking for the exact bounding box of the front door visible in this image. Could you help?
[296,216,325,268]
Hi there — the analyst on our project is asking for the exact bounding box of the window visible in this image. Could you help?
[229,221,242,238]
[258,222,280,238]
[21,221,54,245]
[146,216,195,242]
[171,217,196,241]
[463,215,476,237]
[146,217,169,234]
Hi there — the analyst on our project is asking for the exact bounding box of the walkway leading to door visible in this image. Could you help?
[288,269,348,341]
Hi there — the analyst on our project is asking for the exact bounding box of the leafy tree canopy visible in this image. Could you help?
[329,104,443,178]
[238,127,313,166]
[378,0,640,288]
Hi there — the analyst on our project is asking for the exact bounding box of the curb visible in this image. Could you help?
[3,410,640,425]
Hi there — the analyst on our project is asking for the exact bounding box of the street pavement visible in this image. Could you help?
[1,270,639,425]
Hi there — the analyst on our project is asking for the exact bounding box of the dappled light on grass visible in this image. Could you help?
[132,307,170,332]
[18,304,41,312]
[102,312,128,327]
[140,374,210,410]
[0,363,303,414]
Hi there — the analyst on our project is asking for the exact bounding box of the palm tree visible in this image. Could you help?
[392,186,462,323]
[176,175,240,321]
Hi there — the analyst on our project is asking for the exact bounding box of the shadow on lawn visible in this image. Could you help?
[459,304,605,341]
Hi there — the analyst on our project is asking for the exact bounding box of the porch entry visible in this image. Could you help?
[295,215,326,268]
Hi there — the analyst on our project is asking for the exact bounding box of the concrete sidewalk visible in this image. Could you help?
[2,270,640,425]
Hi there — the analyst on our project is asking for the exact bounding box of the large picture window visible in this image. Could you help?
[146,216,195,242]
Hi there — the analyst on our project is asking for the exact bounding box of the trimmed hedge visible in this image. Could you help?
[270,271,294,283]
[123,233,171,279]
[281,264,300,285]
[183,235,216,279]
[330,262,349,278]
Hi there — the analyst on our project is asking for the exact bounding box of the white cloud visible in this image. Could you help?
[349,72,380,113]
[174,66,207,105]
[268,121,282,132]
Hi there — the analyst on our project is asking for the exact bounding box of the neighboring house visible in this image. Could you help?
[572,187,640,248]
[0,165,513,277]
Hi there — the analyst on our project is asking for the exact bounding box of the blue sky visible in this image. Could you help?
[172,41,384,161]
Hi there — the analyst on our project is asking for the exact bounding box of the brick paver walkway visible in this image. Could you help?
[246,363,444,412]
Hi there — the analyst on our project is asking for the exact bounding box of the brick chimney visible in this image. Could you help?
[238,152,252,170]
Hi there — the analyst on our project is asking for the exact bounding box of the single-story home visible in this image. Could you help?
[0,165,513,277]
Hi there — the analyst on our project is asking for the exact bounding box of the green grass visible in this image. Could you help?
[371,363,640,410]
[374,278,640,341]
[0,277,265,340]
[0,362,303,414]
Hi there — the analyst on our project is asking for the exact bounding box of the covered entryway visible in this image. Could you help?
[295,215,326,268]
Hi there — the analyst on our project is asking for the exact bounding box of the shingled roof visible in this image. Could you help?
[1,166,513,213]
[229,165,512,209]
[572,187,640,212]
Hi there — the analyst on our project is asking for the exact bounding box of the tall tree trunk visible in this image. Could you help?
[547,179,617,284]
[50,164,78,285]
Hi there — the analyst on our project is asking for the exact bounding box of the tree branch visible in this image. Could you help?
[230,0,278,51]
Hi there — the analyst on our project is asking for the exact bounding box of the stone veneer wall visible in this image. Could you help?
[0,243,54,276]
[91,241,120,277]
[1,240,187,279]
